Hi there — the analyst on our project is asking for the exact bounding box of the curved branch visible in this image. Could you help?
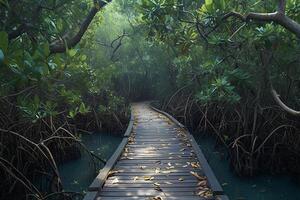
[50,0,112,54]
[271,88,300,116]
[222,0,300,38]
[49,7,98,54]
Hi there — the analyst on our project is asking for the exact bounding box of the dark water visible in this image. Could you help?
[193,134,300,200]
[58,132,300,199]
[58,133,122,193]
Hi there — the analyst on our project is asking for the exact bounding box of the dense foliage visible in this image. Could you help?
[1,0,300,199]
[0,1,128,199]
[133,0,300,176]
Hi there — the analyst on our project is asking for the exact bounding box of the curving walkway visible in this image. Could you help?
[84,103,228,200]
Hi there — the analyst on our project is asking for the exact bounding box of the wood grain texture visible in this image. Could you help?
[84,103,228,200]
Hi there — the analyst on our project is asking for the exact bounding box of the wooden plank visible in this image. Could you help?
[102,187,200,192]
[105,179,198,184]
[106,175,202,180]
[85,103,226,200]
[150,105,225,196]
[107,172,202,176]
[96,197,210,200]
[82,191,98,200]
[189,134,224,195]
[124,107,134,137]
[99,191,199,196]
[116,158,197,164]
[88,104,135,192]
[103,182,199,188]
[88,138,129,191]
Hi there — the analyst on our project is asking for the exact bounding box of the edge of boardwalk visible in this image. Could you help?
[84,103,229,200]
[83,105,135,200]
[150,104,229,200]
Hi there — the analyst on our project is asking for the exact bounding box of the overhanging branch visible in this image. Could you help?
[271,88,300,116]
[49,0,112,54]
[221,0,300,38]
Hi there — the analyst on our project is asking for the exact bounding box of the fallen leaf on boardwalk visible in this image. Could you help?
[182,165,188,168]
[149,196,163,200]
[197,180,207,187]
[180,148,186,152]
[153,182,160,187]
[166,166,175,170]
[191,162,200,168]
[197,190,206,196]
[155,168,160,173]
[140,166,146,170]
[107,170,124,177]
[178,177,184,181]
[154,185,163,192]
[124,147,129,153]
[164,181,172,185]
[197,189,213,198]
[190,171,206,180]
[128,136,135,144]
[144,176,154,181]
[167,162,172,167]
[111,178,119,184]
[155,161,161,164]
[133,176,139,181]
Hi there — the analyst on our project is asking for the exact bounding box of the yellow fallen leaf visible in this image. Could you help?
[198,180,207,187]
[191,162,200,168]
[153,182,160,186]
[190,171,206,180]
[107,170,123,177]
[111,178,119,184]
[144,176,154,181]
[178,177,184,181]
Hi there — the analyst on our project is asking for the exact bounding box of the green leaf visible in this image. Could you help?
[205,0,213,5]
[68,49,77,57]
[79,102,90,114]
[42,42,50,57]
[215,0,225,9]
[80,55,87,61]
[0,31,8,53]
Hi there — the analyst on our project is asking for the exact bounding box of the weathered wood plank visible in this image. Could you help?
[103,182,199,188]
[99,191,198,196]
[82,191,98,200]
[84,103,228,200]
[124,108,134,137]
[96,197,210,200]
[88,138,129,191]
[88,103,135,192]
[150,105,225,195]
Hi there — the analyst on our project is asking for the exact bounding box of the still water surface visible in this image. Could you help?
[59,133,300,199]
[193,134,300,200]
[59,133,122,192]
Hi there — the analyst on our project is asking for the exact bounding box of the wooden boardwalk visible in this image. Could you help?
[84,103,228,200]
